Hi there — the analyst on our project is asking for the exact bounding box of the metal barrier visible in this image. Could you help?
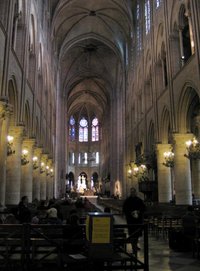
[0,223,149,271]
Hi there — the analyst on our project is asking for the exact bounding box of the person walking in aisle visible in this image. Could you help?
[123,187,146,253]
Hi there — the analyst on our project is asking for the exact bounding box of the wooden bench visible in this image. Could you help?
[0,223,149,270]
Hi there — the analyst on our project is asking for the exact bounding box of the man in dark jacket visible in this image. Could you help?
[17,196,31,223]
[123,187,146,252]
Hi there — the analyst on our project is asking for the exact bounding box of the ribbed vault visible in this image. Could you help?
[50,0,133,118]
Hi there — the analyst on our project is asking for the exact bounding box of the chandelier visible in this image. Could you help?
[163,151,174,167]
[33,156,39,170]
[50,168,54,177]
[46,166,50,176]
[7,135,15,156]
[21,149,29,165]
[40,162,45,174]
[185,137,200,160]
[128,162,148,181]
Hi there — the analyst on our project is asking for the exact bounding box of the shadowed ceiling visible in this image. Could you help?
[50,0,134,120]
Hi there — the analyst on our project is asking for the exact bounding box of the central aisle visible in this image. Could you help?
[89,198,200,271]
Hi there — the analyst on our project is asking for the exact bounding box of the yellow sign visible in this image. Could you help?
[92,217,111,243]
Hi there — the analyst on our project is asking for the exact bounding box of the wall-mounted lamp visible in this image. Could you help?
[163,151,174,167]
[7,135,15,156]
[33,156,38,169]
[40,162,45,174]
[21,149,29,165]
[46,165,50,176]
[128,162,148,181]
[185,137,200,159]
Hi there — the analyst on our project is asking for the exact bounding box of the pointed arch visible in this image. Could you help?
[35,116,40,144]
[24,101,31,137]
[147,121,155,152]
[160,106,171,143]
[177,83,199,133]
[8,78,18,126]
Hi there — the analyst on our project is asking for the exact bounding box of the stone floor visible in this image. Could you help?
[94,200,200,271]
[137,234,200,271]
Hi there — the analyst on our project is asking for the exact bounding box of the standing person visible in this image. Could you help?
[181,205,199,249]
[123,187,146,252]
[17,196,31,223]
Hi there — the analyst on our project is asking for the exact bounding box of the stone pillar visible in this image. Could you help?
[0,102,12,206]
[156,144,173,203]
[20,139,35,202]
[6,126,24,205]
[46,159,53,200]
[173,133,193,205]
[50,164,55,198]
[191,159,200,199]
[191,115,200,198]
[40,154,48,200]
[32,147,42,201]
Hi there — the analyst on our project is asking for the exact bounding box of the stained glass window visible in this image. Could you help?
[69,116,75,141]
[145,0,151,34]
[156,0,161,8]
[79,117,88,142]
[136,1,142,54]
[96,152,99,164]
[72,152,75,164]
[92,117,99,142]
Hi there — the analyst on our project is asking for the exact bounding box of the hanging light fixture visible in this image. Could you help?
[7,135,15,156]
[46,165,50,176]
[184,137,200,159]
[21,149,29,165]
[50,168,54,177]
[163,151,174,167]
[128,161,148,181]
[32,156,38,169]
[40,162,45,173]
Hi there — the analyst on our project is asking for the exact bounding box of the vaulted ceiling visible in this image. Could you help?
[50,0,134,120]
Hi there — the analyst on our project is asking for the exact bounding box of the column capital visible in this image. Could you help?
[47,159,53,166]
[172,133,194,145]
[33,147,43,157]
[41,153,48,162]
[9,125,25,140]
[156,143,172,152]
[22,138,36,149]
[0,101,13,120]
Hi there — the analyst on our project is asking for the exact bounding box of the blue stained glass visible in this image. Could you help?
[69,116,75,125]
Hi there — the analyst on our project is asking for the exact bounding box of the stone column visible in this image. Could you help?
[156,144,173,203]
[6,126,24,205]
[191,115,200,198]
[191,159,200,198]
[50,164,55,198]
[0,101,12,206]
[32,147,42,201]
[173,133,193,205]
[40,154,48,200]
[20,139,35,202]
[46,159,53,200]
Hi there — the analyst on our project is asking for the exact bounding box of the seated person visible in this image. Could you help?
[63,212,85,254]
[46,207,62,224]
